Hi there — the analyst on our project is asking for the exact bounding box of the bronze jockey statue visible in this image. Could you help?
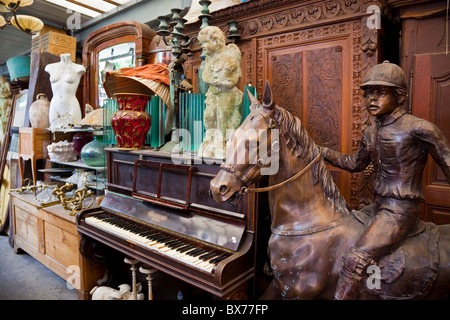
[322,61,450,300]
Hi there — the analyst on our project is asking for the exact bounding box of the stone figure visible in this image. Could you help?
[321,61,450,300]
[45,53,85,126]
[197,26,243,159]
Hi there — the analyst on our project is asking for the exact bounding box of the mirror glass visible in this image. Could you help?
[98,42,136,107]
[12,90,28,127]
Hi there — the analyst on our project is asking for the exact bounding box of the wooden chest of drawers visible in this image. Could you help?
[10,192,103,299]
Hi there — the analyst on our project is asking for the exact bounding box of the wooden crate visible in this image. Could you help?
[10,192,104,299]
[32,31,76,62]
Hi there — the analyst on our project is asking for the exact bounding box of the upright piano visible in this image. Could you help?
[77,147,266,299]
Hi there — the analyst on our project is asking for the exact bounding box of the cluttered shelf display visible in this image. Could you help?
[12,50,107,218]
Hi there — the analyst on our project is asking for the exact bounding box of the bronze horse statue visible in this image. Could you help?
[210,82,450,299]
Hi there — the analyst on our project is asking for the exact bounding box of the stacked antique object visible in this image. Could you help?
[31,25,77,63]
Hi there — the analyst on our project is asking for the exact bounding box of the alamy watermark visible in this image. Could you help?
[66,265,81,290]
[171,125,280,176]
[366,265,381,290]
[66,9,81,32]
[366,5,381,30]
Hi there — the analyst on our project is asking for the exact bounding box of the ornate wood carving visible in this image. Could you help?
[306,46,342,151]
[183,0,384,209]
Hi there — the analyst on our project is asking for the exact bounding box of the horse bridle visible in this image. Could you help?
[219,107,322,194]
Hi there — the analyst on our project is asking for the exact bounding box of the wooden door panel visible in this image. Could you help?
[264,39,352,201]
[413,54,450,224]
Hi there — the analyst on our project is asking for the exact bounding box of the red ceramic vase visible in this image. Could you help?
[111,93,151,149]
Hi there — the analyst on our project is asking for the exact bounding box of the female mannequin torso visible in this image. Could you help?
[45,53,85,125]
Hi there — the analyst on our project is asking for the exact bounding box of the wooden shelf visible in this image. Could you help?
[49,159,106,172]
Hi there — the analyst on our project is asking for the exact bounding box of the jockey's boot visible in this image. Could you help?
[334,247,375,300]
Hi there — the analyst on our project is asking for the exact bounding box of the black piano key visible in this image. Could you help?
[156,236,172,243]
[199,252,217,261]
[188,248,206,257]
[177,245,194,253]
[147,233,164,240]
[185,248,200,256]
[210,255,227,264]
[168,241,185,249]
[163,239,179,246]
[139,231,154,237]
[159,237,175,244]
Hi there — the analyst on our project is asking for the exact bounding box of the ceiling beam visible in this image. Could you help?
[65,0,106,14]
[103,0,121,5]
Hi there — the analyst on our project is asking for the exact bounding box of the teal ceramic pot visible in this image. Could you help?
[6,56,31,81]
[80,133,106,167]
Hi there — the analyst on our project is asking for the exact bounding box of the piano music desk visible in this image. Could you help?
[10,192,103,300]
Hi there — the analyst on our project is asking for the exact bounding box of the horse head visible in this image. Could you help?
[210,80,280,204]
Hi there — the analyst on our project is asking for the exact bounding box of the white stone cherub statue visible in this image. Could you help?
[196,26,243,159]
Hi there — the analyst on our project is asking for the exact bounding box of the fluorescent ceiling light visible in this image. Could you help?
[44,0,131,18]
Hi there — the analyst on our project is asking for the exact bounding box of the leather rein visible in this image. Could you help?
[242,150,321,194]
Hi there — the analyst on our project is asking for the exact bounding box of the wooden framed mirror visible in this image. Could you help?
[82,20,156,109]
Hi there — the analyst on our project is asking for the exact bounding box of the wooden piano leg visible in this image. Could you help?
[221,282,249,300]
[139,265,158,300]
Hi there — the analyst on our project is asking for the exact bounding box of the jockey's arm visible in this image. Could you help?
[415,119,450,185]
[321,132,371,173]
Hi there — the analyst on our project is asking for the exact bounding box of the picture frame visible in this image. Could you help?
[12,89,28,128]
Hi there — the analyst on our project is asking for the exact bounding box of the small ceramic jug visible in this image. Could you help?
[29,93,50,128]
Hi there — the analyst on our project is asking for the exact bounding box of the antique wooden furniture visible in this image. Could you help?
[18,127,51,187]
[10,192,103,299]
[182,0,395,210]
[82,21,156,109]
[77,148,265,299]
[392,0,450,224]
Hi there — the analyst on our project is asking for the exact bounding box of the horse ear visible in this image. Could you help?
[247,89,259,107]
[262,80,274,110]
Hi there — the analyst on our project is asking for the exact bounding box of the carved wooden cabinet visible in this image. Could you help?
[393,0,450,224]
[183,0,394,209]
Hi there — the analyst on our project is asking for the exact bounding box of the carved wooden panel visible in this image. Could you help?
[268,50,303,120]
[256,21,367,206]
[182,0,383,209]
[306,46,342,151]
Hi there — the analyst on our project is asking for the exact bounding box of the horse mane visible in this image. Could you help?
[273,105,350,216]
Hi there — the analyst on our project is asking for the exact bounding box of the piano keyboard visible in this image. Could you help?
[85,214,228,273]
